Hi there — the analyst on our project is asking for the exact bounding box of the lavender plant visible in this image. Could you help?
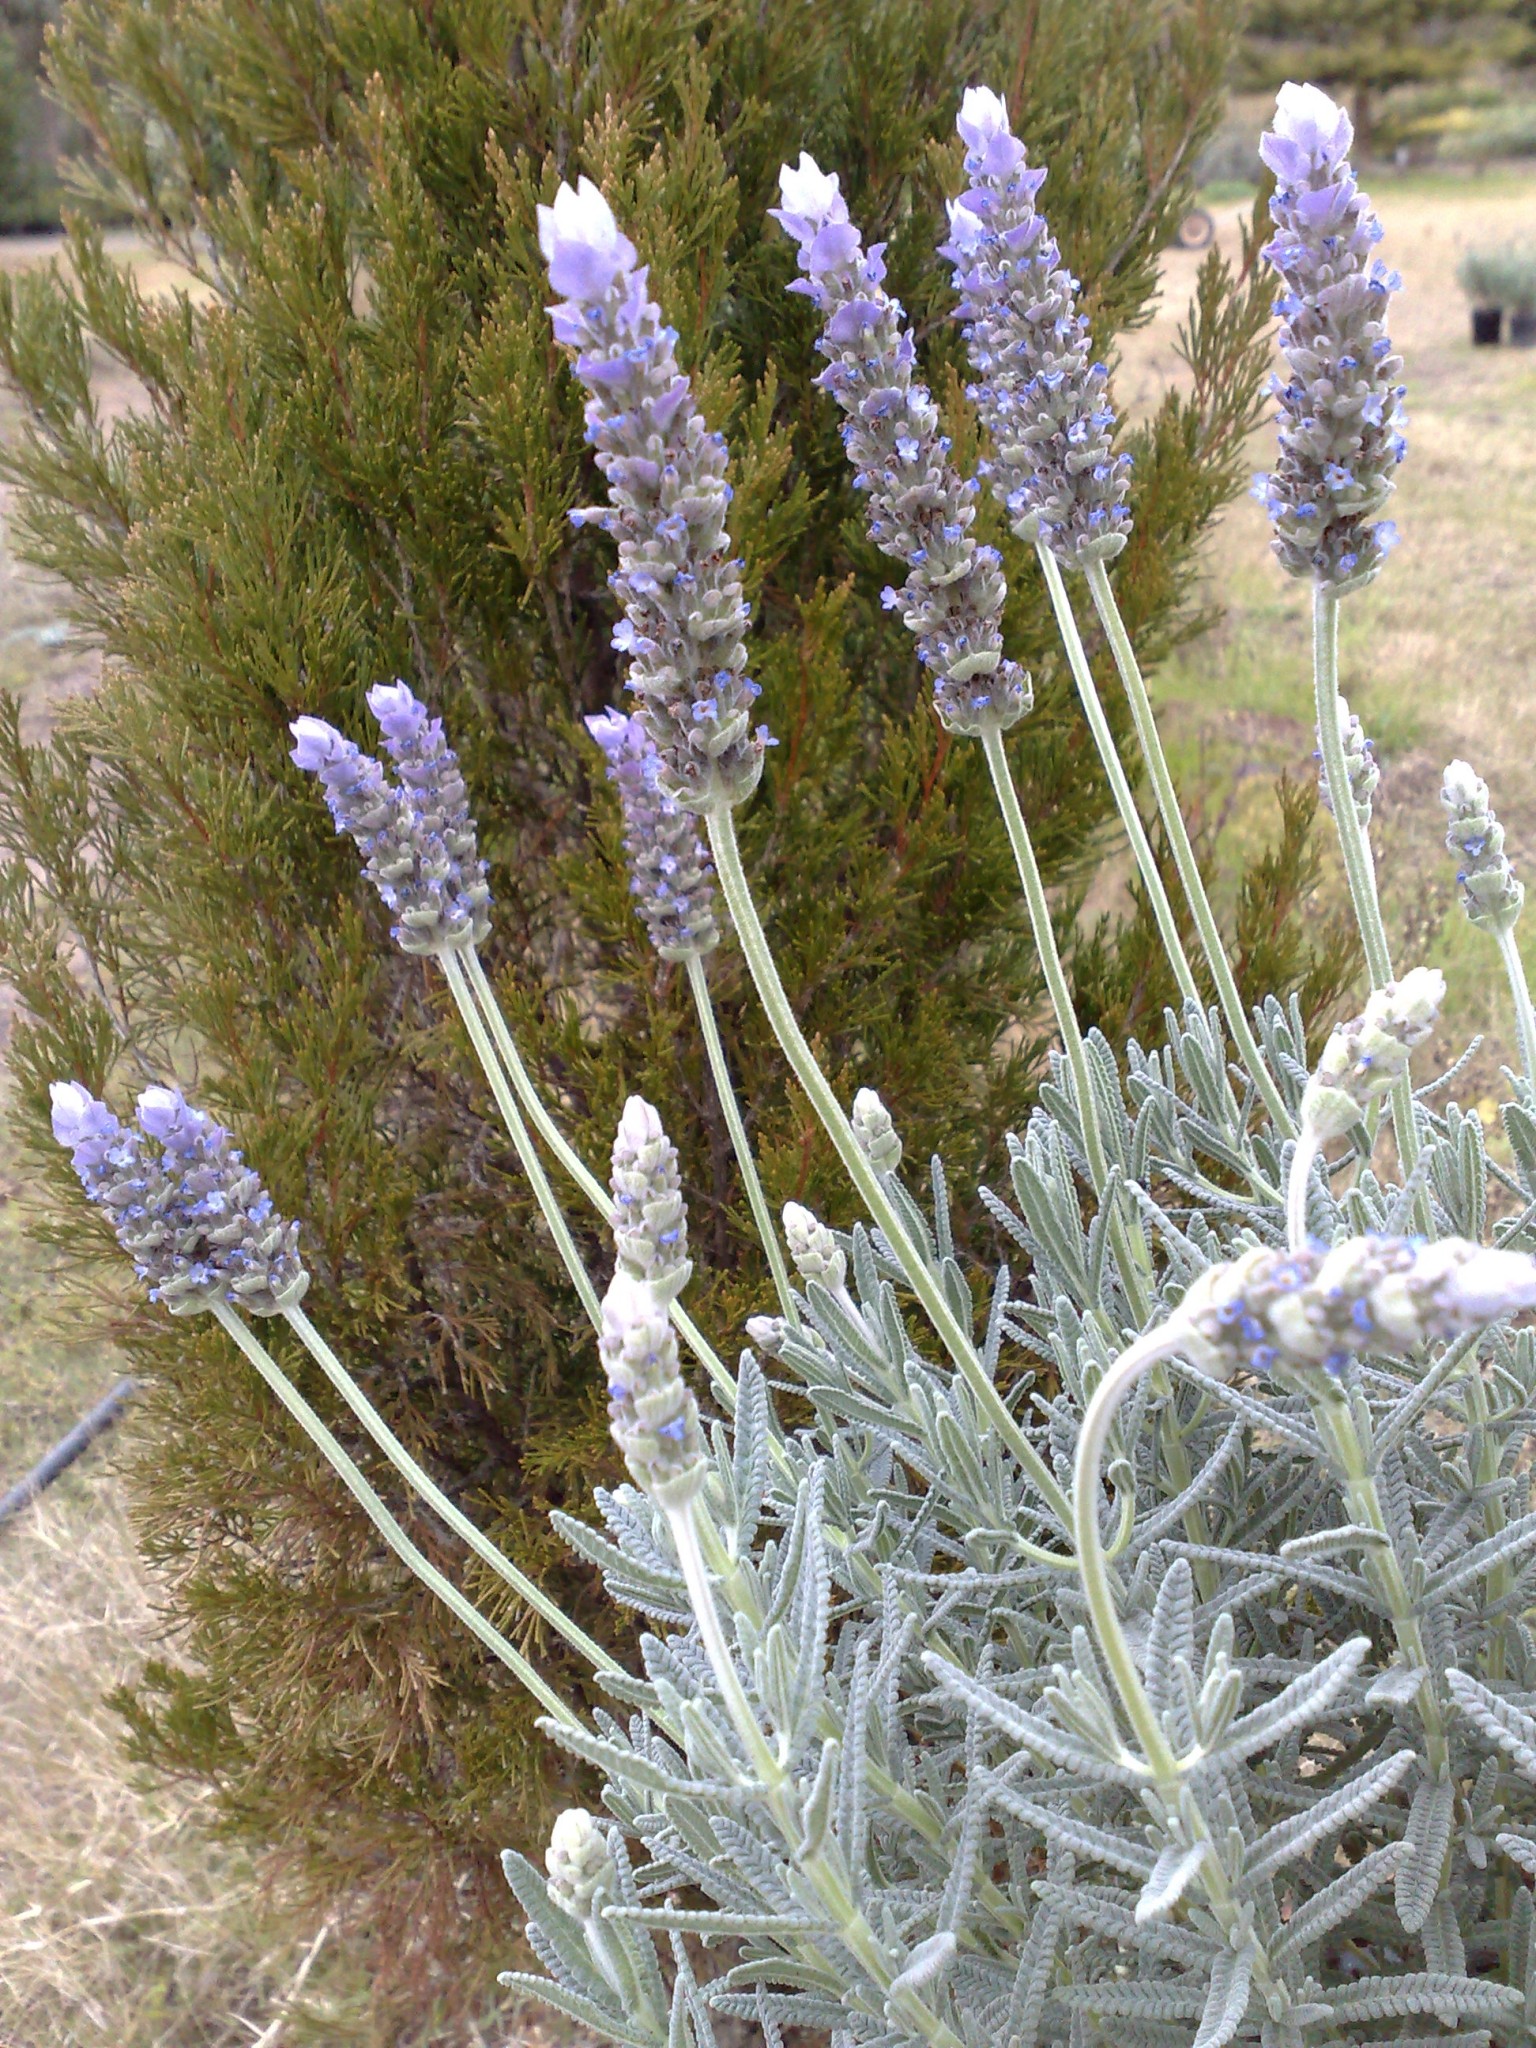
[36,77,1536,2048]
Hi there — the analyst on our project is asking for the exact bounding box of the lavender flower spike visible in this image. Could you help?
[941,87,1132,568]
[540,178,767,812]
[586,708,719,960]
[773,152,1031,737]
[599,1272,706,1507]
[1442,759,1524,935]
[1255,82,1407,593]
[290,711,489,955]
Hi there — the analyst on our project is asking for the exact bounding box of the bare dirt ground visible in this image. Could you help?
[3,166,1536,2042]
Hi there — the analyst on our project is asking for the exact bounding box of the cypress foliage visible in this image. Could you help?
[0,0,1352,2027]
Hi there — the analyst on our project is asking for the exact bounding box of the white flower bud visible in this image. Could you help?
[545,1807,617,1919]
[783,1202,846,1291]
[1301,968,1445,1141]
[851,1088,902,1176]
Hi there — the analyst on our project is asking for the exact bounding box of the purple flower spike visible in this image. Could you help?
[940,86,1131,570]
[539,179,767,813]
[586,708,719,961]
[773,151,1031,737]
[1255,82,1407,593]
[290,701,490,956]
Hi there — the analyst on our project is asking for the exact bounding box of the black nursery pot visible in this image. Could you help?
[1472,305,1504,345]
[1511,309,1536,347]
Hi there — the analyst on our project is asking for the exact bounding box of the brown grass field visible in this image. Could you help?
[3,162,1536,2042]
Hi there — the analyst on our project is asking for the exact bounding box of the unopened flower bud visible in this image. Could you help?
[745,1313,787,1358]
[1442,759,1523,935]
[600,1273,705,1505]
[1316,695,1379,825]
[1178,1233,1536,1385]
[782,1201,845,1291]
[1301,968,1445,1142]
[851,1088,902,1176]
[610,1097,691,1301]
[545,1807,617,1920]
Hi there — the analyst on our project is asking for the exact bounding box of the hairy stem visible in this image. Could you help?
[1084,559,1295,1137]
[1288,1127,1321,1251]
[979,723,1153,1321]
[210,1300,577,1727]
[441,947,603,1329]
[1035,540,1202,1009]
[282,1302,621,1677]
[706,801,1075,1545]
[685,951,799,1325]
[459,947,736,1409]
[1496,924,1536,1087]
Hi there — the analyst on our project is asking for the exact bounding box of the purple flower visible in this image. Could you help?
[1256,83,1406,591]
[939,86,1131,569]
[586,708,719,961]
[289,698,490,956]
[540,181,766,812]
[773,151,1031,737]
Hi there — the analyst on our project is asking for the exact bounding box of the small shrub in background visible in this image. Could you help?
[0,0,1357,2034]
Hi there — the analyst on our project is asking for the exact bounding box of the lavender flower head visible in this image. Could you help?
[1315,692,1379,826]
[1300,967,1445,1142]
[1442,758,1523,935]
[1255,83,1407,592]
[586,708,718,960]
[610,1096,691,1302]
[290,684,489,955]
[50,1081,307,1315]
[599,1272,705,1507]
[773,153,1031,737]
[1178,1233,1536,1385]
[940,87,1131,568]
[539,178,767,812]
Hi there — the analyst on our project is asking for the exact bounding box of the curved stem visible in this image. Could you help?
[1288,1126,1321,1252]
[210,1301,577,1728]
[459,948,736,1408]
[441,947,602,1330]
[1035,541,1202,1010]
[706,802,1075,1543]
[1072,1328,1185,1783]
[1309,587,1424,1202]
[685,951,799,1326]
[1496,924,1536,1086]
[1084,559,1295,1137]
[979,724,1153,1322]
[282,1303,621,1678]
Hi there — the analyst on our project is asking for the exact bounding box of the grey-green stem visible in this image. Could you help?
[1495,924,1536,1086]
[1084,558,1295,1137]
[684,950,799,1326]
[282,1301,621,1679]
[705,800,1076,1547]
[210,1299,577,1728]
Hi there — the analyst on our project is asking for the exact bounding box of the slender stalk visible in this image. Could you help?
[666,1502,782,1786]
[1084,559,1295,1137]
[210,1300,577,1728]
[282,1302,622,1678]
[440,947,602,1330]
[685,951,799,1326]
[706,801,1076,1543]
[1496,924,1536,1086]
[1073,1329,1185,1782]
[1287,1127,1321,1252]
[460,947,736,1409]
[1035,541,1201,1009]
[979,724,1153,1321]
[1309,586,1424,1204]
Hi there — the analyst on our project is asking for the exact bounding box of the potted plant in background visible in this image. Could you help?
[1506,246,1536,345]
[1457,243,1507,343]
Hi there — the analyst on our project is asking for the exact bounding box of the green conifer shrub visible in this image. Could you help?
[0,0,1353,2027]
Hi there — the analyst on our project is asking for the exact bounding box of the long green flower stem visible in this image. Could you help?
[209,1300,578,1729]
[280,1302,621,1679]
[705,802,1077,1546]
[978,724,1153,1323]
[1288,1127,1322,1252]
[1495,925,1536,1087]
[1083,559,1295,1139]
[1305,1384,1449,1778]
[1035,542,1202,1011]
[1309,585,1423,1194]
[665,1496,967,2048]
[458,947,736,1412]
[1073,1325,1285,2007]
[684,951,799,1327]
[440,947,602,1330]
